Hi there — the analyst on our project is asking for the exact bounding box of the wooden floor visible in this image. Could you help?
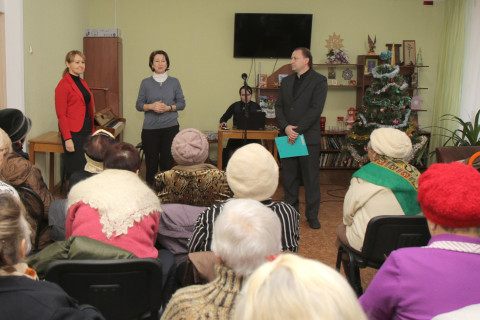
[54,167,377,290]
[272,168,377,290]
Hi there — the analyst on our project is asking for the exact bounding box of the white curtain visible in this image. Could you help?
[460,0,480,121]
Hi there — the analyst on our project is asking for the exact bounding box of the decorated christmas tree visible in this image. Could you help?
[345,63,427,165]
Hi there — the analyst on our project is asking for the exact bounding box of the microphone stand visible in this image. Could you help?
[242,76,249,145]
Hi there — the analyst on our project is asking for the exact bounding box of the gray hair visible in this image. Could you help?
[211,199,281,276]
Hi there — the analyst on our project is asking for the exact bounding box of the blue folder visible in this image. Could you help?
[275,134,309,158]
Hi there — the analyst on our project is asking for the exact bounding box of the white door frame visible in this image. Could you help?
[0,0,24,113]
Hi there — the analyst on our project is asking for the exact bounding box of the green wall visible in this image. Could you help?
[87,0,444,144]
[23,0,89,181]
[23,0,445,181]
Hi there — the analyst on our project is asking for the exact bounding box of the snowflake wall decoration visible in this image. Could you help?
[325,33,344,51]
[342,68,353,80]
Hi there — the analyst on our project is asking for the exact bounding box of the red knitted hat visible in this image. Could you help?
[417,162,480,228]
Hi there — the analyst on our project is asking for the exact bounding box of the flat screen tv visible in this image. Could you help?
[233,13,312,59]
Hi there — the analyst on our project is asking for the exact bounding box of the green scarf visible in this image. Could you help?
[353,157,421,215]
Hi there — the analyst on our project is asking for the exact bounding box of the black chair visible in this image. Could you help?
[136,142,145,163]
[15,185,46,252]
[45,259,163,320]
[336,215,430,296]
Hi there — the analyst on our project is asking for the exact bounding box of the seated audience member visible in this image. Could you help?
[154,128,233,207]
[337,127,421,252]
[219,86,262,169]
[45,129,117,241]
[0,128,53,249]
[0,193,105,320]
[0,180,19,199]
[161,198,282,320]
[188,143,300,253]
[67,129,117,192]
[359,162,480,320]
[0,108,32,160]
[66,142,176,303]
[234,254,367,320]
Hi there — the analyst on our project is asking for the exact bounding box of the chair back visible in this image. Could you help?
[45,258,163,320]
[15,186,45,252]
[361,215,430,266]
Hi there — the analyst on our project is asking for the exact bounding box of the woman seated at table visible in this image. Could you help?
[154,128,232,207]
[219,86,262,169]
[0,128,53,250]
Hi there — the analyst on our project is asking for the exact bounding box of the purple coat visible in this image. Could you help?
[359,234,480,320]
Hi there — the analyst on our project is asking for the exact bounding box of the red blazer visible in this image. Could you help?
[55,73,95,140]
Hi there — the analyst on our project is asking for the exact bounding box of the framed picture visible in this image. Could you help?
[365,58,378,74]
[403,40,416,66]
[331,80,338,86]
[328,67,336,79]
[278,74,288,86]
[258,74,267,88]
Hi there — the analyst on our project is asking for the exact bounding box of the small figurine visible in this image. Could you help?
[345,107,356,130]
[367,35,376,55]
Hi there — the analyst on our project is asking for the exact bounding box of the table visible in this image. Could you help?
[217,128,279,169]
[28,131,64,193]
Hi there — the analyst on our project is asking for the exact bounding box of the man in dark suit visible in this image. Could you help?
[275,47,327,229]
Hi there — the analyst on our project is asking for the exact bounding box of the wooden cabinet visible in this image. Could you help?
[83,37,123,117]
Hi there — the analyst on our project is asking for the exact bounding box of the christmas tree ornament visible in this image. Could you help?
[379,50,392,61]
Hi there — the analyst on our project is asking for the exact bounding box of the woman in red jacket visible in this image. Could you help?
[55,50,95,179]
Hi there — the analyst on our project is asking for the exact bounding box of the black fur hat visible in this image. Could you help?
[0,109,32,143]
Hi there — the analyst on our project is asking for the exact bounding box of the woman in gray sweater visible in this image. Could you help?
[136,50,186,186]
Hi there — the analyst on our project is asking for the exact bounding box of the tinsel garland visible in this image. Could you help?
[359,109,412,128]
[347,131,370,140]
[375,82,409,95]
[346,145,369,164]
[347,135,428,165]
[372,65,400,79]
[347,122,416,143]
[404,135,428,162]
[367,96,412,110]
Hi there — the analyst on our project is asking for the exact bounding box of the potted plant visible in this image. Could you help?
[437,108,480,146]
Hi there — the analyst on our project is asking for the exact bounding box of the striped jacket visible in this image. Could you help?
[188,199,300,253]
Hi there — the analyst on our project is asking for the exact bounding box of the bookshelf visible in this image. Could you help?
[320,131,359,169]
